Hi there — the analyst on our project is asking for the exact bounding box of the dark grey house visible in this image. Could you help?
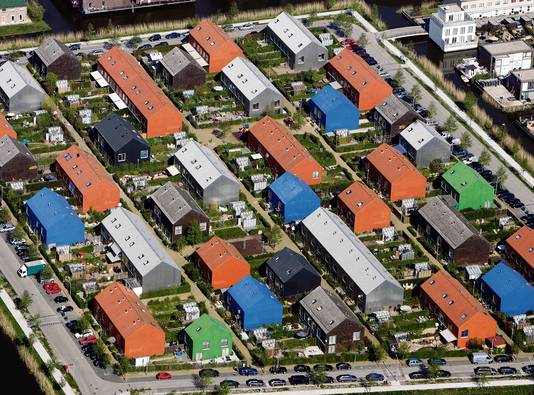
[91,112,150,166]
[413,196,491,266]
[0,135,38,181]
[299,286,364,353]
[398,120,451,169]
[373,95,420,141]
[265,247,321,300]
[159,47,206,91]
[263,12,328,72]
[146,181,209,244]
[32,39,81,81]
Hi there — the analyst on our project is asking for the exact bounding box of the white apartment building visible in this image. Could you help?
[478,40,533,76]
[429,4,478,52]
[457,0,534,19]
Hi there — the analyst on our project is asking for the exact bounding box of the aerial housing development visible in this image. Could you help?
[2,3,534,394]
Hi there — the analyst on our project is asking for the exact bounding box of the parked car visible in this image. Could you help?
[89,49,105,56]
[57,305,73,313]
[222,25,236,32]
[155,41,169,47]
[238,366,258,376]
[78,335,97,345]
[433,370,451,378]
[199,368,219,378]
[68,44,81,51]
[138,44,152,50]
[336,374,358,383]
[269,366,287,374]
[268,378,287,387]
[365,373,385,382]
[470,352,493,364]
[522,365,534,374]
[220,380,239,388]
[474,366,497,376]
[406,357,424,367]
[75,329,94,339]
[0,223,15,233]
[45,285,61,295]
[428,358,447,366]
[156,372,172,380]
[238,23,254,30]
[336,362,352,370]
[54,296,68,303]
[493,354,514,363]
[409,371,426,380]
[498,366,518,375]
[288,375,309,385]
[165,32,180,39]
[246,379,264,387]
[313,364,333,371]
[148,34,161,41]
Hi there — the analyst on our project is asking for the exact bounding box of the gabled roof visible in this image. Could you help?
[34,39,74,66]
[185,314,229,341]
[196,235,246,272]
[375,94,415,124]
[266,12,325,54]
[93,112,147,152]
[149,181,205,225]
[301,207,401,295]
[366,143,424,183]
[249,116,322,176]
[94,282,162,339]
[174,140,238,190]
[0,0,26,8]
[300,286,360,333]
[309,85,358,114]
[26,187,81,230]
[442,162,491,193]
[338,181,386,217]
[56,145,116,196]
[0,113,16,139]
[101,207,178,278]
[506,226,534,271]
[421,270,492,328]
[160,47,204,76]
[0,61,44,99]
[268,172,317,204]
[189,19,242,59]
[227,275,281,311]
[266,247,319,283]
[0,135,33,166]
[481,262,534,308]
[222,57,282,101]
[417,196,482,249]
[400,120,447,151]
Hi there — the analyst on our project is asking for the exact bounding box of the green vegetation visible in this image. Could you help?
[140,283,191,299]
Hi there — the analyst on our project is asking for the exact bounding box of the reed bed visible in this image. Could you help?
[19,347,56,395]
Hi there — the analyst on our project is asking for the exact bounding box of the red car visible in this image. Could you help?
[79,335,97,345]
[43,281,56,290]
[341,38,355,45]
[156,372,172,380]
[45,285,61,295]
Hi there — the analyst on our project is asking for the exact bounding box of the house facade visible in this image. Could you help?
[373,95,420,140]
[0,61,45,113]
[32,39,81,80]
[440,162,494,210]
[398,120,451,169]
[0,135,37,181]
[506,68,534,100]
[159,47,206,91]
[505,226,534,282]
[0,0,28,26]
[457,0,534,19]
[184,314,232,361]
[429,4,478,52]
[308,85,360,134]
[478,41,533,77]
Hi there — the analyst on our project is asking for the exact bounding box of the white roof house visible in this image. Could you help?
[173,140,240,206]
[0,61,45,113]
[399,120,451,169]
[301,207,403,313]
[101,207,181,293]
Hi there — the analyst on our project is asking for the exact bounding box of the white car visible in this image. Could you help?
[238,23,254,30]
[75,329,94,339]
[0,223,15,233]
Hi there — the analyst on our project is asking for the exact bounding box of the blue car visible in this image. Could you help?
[148,34,161,41]
[238,366,258,376]
[165,32,180,39]
[139,44,152,50]
[155,41,169,47]
[365,373,385,382]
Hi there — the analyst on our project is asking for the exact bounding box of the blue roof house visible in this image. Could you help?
[480,262,534,316]
[225,275,282,330]
[25,187,85,248]
[267,172,320,224]
[308,85,360,135]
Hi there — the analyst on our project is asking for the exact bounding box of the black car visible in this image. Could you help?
[138,44,152,50]
[246,379,264,387]
[522,365,534,374]
[68,44,81,51]
[336,362,352,370]
[428,358,447,366]
[336,374,358,383]
[269,366,287,374]
[493,354,514,363]
[434,370,451,378]
[313,364,333,371]
[294,364,310,373]
[288,375,309,385]
[54,296,68,303]
[268,378,286,387]
[165,32,180,39]
[148,34,161,41]
[220,380,239,388]
[498,366,518,375]
[199,368,219,377]
[155,41,169,47]
[409,371,427,380]
[474,367,497,376]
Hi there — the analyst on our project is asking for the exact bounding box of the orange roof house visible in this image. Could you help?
[248,116,324,185]
[420,271,497,349]
[93,282,165,359]
[365,143,426,202]
[195,235,250,289]
[326,48,392,111]
[97,47,183,138]
[188,19,244,73]
[505,226,534,282]
[55,145,120,213]
[337,181,391,234]
[0,114,16,139]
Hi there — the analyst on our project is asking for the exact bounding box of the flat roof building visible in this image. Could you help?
[478,40,533,77]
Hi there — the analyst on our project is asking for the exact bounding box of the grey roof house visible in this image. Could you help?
[301,207,404,313]
[299,286,365,353]
[146,181,209,244]
[373,95,420,140]
[173,140,240,207]
[0,135,38,181]
[91,112,150,166]
[398,120,451,169]
[263,12,328,72]
[265,247,321,300]
[101,207,181,293]
[159,47,206,91]
[413,196,490,266]
[221,57,284,116]
[0,61,45,113]
[32,39,81,81]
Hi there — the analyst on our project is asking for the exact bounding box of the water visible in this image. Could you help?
[0,330,43,395]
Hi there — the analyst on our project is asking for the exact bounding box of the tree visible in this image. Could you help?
[323,0,335,10]
[334,14,353,37]
[40,264,53,282]
[495,166,507,189]
[460,132,472,148]
[410,85,421,103]
[368,343,385,362]
[395,341,411,359]
[116,356,130,376]
[94,338,111,367]
[478,148,490,166]
[0,207,10,222]
[267,227,283,246]
[443,115,458,133]
[174,237,188,252]
[394,70,405,86]
[429,158,444,174]
[27,0,44,21]
[292,110,305,130]
[428,102,437,118]
[215,385,230,395]
[193,374,211,392]
[357,33,368,48]
[427,363,441,379]
[11,225,25,240]
[85,23,96,40]
[17,290,32,313]
[309,369,328,385]
[127,36,142,48]
[45,72,59,92]
[75,313,92,333]
[186,221,203,245]
[228,1,239,19]
[464,91,477,111]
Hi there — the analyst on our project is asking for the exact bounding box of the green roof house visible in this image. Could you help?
[184,314,232,362]
[440,162,494,210]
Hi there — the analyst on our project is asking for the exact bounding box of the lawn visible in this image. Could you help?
[0,20,49,37]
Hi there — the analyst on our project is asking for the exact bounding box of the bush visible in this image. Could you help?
[214,227,246,239]
[140,283,191,299]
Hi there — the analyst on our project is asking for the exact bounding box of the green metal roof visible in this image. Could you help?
[0,0,27,8]
[184,314,228,341]
[442,162,489,192]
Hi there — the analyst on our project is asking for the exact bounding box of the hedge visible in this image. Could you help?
[140,282,191,299]
[214,227,246,240]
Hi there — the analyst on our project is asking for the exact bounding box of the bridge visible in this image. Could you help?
[380,25,428,40]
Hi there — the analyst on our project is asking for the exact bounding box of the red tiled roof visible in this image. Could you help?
[196,235,246,271]
[0,113,16,139]
[338,181,384,215]
[506,226,534,270]
[189,19,242,60]
[367,143,422,183]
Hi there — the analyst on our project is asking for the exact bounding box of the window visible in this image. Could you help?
[353,331,361,341]
[140,150,149,159]
[202,341,210,350]
[117,153,126,162]
[461,329,469,337]
[328,335,337,344]
[274,100,280,107]
[175,226,182,235]
[252,103,259,110]
[199,222,207,231]
[318,54,325,61]
[221,338,228,347]
[298,56,305,64]
[312,171,320,179]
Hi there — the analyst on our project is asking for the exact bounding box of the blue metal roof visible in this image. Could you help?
[26,187,81,230]
[309,85,357,114]
[268,172,318,204]
[227,275,281,312]
[481,262,534,315]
